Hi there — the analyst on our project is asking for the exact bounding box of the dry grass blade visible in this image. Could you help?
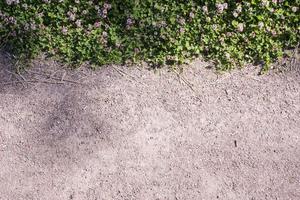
[25,69,85,85]
[172,69,204,102]
[5,70,27,88]
[111,65,147,86]
[172,69,196,92]
[0,80,64,86]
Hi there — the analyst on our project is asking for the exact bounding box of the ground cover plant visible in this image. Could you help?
[0,0,299,70]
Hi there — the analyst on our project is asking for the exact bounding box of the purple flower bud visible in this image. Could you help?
[189,12,195,19]
[271,30,277,36]
[62,26,68,35]
[94,21,101,28]
[102,31,108,37]
[216,3,224,13]
[237,23,244,32]
[178,17,185,25]
[126,18,134,26]
[103,3,112,10]
[179,27,185,34]
[258,22,264,29]
[30,22,36,30]
[226,32,233,37]
[75,20,82,28]
[202,6,208,13]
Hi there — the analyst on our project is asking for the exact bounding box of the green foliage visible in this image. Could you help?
[1,0,299,70]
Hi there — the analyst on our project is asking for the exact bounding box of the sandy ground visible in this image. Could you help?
[0,53,300,200]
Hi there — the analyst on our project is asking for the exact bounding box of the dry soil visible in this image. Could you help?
[0,53,300,200]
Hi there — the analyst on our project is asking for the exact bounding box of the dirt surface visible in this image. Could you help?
[0,53,300,200]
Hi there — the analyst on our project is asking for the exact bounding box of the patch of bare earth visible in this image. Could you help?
[0,53,300,200]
